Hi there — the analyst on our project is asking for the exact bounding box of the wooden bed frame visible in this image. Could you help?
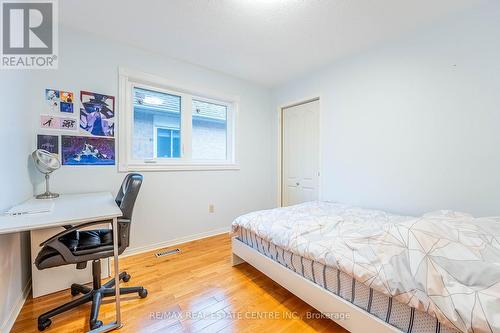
[232,236,400,333]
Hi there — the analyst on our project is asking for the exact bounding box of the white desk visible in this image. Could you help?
[0,192,123,333]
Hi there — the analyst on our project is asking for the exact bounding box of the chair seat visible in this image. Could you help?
[35,229,113,270]
[73,229,113,250]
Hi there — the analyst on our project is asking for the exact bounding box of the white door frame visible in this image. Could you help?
[276,96,322,207]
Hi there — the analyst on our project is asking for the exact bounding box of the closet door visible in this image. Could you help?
[282,99,320,206]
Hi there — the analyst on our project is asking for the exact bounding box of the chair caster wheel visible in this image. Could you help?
[123,273,131,282]
[38,318,51,331]
[139,288,148,298]
[70,288,79,296]
[90,320,103,330]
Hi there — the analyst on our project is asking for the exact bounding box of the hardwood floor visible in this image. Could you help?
[11,233,347,333]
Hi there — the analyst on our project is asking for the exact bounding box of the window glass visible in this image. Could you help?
[156,128,181,158]
[133,87,181,159]
[192,99,227,160]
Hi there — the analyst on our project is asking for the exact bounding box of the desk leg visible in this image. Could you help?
[88,217,122,332]
[112,217,122,328]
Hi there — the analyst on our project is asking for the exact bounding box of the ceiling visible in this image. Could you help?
[60,0,487,87]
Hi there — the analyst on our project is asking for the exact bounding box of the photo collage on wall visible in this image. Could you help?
[45,89,75,113]
[38,89,116,166]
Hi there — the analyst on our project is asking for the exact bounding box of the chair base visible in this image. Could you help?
[37,260,147,331]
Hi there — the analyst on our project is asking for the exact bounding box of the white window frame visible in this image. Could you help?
[118,68,239,172]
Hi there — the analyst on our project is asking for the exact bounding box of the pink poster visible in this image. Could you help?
[40,115,78,131]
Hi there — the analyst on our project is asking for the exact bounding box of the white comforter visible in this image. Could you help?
[232,202,500,333]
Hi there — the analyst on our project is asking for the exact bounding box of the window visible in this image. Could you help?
[119,68,238,171]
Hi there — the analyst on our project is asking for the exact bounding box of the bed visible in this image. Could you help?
[231,202,500,333]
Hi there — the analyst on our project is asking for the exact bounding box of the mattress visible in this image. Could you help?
[232,201,500,333]
[235,227,459,333]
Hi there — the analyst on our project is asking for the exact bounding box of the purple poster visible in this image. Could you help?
[80,91,115,137]
[37,135,59,154]
[61,136,115,166]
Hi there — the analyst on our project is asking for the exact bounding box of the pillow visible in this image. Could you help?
[422,210,473,219]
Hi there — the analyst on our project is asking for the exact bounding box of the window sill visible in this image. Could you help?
[118,162,240,172]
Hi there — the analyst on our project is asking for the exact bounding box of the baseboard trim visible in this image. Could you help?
[121,227,231,258]
[0,280,31,333]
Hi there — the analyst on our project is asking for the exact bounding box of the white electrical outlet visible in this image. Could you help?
[209,204,215,213]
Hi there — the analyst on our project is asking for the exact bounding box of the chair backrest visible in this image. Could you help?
[115,173,143,253]
[116,173,143,220]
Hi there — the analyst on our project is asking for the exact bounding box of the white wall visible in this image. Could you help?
[25,27,275,253]
[0,72,33,331]
[272,2,500,216]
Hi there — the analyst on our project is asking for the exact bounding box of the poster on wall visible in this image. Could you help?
[37,135,59,155]
[45,89,60,110]
[60,91,74,103]
[40,115,78,131]
[61,135,115,166]
[80,91,115,137]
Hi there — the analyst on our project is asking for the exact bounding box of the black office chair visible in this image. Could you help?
[35,173,147,331]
